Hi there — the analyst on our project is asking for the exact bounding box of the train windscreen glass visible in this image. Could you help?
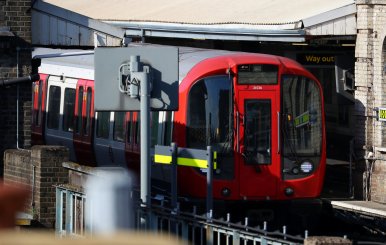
[187,75,234,179]
[281,75,322,179]
[238,64,278,84]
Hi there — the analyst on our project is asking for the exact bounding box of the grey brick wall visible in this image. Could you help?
[0,0,33,176]
[4,146,69,228]
[356,0,386,203]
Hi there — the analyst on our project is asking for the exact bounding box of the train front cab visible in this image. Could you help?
[176,55,326,201]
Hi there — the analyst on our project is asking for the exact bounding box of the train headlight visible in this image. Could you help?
[291,167,300,175]
[221,188,231,197]
[300,161,313,173]
[284,187,294,196]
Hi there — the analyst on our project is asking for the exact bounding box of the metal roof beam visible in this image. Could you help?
[32,1,124,38]
[108,22,306,42]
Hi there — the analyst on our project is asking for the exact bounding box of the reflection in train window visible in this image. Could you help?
[47,85,61,129]
[63,88,76,132]
[96,111,110,139]
[113,112,125,142]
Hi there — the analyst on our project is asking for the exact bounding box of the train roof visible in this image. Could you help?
[33,44,295,81]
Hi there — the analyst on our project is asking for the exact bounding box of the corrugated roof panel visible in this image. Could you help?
[42,0,354,26]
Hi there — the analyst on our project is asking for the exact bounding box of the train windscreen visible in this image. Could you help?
[187,75,234,179]
[281,75,322,179]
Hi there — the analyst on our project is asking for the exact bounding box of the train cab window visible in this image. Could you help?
[63,88,76,132]
[281,75,322,168]
[187,75,233,179]
[47,85,61,129]
[113,112,125,142]
[84,87,92,136]
[96,111,110,139]
[75,87,83,134]
[187,75,232,149]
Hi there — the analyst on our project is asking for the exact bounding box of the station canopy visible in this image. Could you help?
[40,0,356,42]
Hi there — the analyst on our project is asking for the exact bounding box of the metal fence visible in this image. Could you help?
[138,202,304,245]
[56,185,87,237]
[55,185,303,244]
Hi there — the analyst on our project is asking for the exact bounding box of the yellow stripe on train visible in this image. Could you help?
[154,154,217,169]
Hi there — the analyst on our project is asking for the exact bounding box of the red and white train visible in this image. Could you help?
[32,44,326,201]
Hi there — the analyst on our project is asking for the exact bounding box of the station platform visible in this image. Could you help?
[329,200,386,218]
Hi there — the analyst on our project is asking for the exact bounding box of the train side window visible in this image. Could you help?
[134,113,140,144]
[75,87,83,134]
[33,81,44,127]
[113,112,125,142]
[63,88,76,132]
[47,85,61,129]
[96,111,110,139]
[151,112,159,147]
[126,112,132,144]
[163,111,172,145]
[84,87,92,136]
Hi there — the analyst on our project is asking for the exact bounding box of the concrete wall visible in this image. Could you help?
[3,146,69,228]
[355,0,386,203]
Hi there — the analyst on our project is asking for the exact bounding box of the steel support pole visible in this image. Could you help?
[140,61,151,209]
[206,146,213,219]
[171,142,178,211]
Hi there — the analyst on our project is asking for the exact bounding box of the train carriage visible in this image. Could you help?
[32,44,326,201]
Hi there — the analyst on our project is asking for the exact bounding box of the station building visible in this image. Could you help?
[2,0,386,203]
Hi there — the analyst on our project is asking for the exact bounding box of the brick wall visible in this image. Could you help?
[356,0,386,203]
[3,146,69,228]
[3,148,33,213]
[0,0,33,176]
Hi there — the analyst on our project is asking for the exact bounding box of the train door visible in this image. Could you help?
[73,80,96,166]
[44,76,77,160]
[32,74,48,145]
[238,90,279,198]
[94,111,126,167]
